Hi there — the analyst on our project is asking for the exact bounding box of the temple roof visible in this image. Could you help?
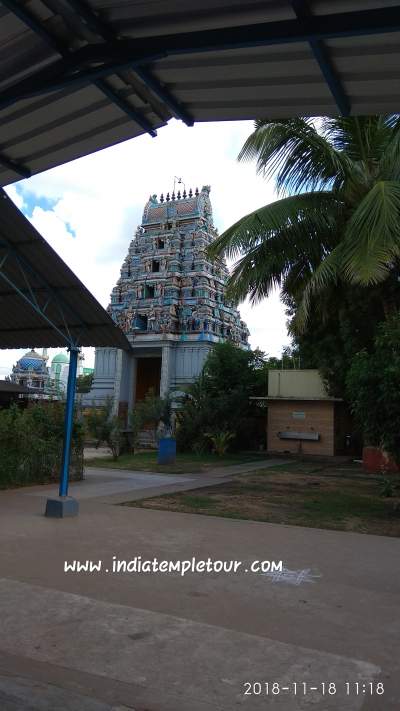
[142,186,211,226]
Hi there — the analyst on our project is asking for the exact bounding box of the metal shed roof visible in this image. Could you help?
[0,379,30,394]
[0,189,130,349]
[1,1,400,186]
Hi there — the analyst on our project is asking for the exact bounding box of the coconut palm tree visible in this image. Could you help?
[209,116,400,329]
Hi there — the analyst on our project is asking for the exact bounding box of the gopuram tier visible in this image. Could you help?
[86,185,250,417]
[110,185,249,345]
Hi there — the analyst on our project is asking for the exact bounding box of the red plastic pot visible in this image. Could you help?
[362,446,399,473]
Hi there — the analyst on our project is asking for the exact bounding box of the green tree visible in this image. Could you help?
[346,314,400,462]
[176,342,268,452]
[76,372,93,393]
[287,282,387,396]
[209,116,400,329]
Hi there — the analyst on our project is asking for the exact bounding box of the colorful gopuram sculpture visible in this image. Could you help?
[86,185,250,415]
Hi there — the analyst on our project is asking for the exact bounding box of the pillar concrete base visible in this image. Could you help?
[45,496,79,518]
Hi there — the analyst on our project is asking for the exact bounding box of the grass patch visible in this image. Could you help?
[126,463,400,537]
[85,450,268,475]
[180,495,217,509]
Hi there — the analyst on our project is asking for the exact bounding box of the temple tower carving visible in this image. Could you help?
[86,186,249,416]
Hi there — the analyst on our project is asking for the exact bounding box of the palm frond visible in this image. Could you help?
[292,247,344,332]
[221,202,341,305]
[341,180,400,284]
[238,118,352,195]
[379,119,400,180]
[322,116,390,164]
[208,191,341,261]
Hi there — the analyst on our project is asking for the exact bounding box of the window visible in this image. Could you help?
[145,285,155,298]
[152,260,160,272]
[157,238,165,249]
[134,314,148,331]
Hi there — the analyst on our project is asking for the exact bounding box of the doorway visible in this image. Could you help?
[135,357,162,401]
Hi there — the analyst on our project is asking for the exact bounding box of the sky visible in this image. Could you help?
[2,119,291,378]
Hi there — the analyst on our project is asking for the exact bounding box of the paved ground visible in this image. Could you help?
[83,447,112,460]
[0,462,399,710]
[26,459,284,504]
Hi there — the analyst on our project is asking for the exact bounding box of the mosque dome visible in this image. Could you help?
[51,352,69,365]
[17,349,47,372]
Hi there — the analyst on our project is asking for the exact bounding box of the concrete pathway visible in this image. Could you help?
[22,458,286,505]
[0,458,399,710]
[25,469,196,501]
[84,447,112,460]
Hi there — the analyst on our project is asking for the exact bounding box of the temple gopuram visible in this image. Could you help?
[86,185,249,417]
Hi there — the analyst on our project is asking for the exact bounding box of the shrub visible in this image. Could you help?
[206,431,235,456]
[129,390,174,449]
[86,396,122,460]
[0,402,84,488]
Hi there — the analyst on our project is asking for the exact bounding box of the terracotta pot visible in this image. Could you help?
[362,446,399,473]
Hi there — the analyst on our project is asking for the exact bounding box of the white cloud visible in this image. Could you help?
[2,119,290,377]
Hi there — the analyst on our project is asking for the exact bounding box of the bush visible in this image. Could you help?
[86,396,122,460]
[137,389,172,434]
[206,431,235,456]
[129,390,174,449]
[0,402,84,489]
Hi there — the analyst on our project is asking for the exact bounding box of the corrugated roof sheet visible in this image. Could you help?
[0,1,399,186]
[0,189,131,350]
[0,379,30,394]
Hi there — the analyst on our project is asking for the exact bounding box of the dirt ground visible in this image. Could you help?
[127,461,400,537]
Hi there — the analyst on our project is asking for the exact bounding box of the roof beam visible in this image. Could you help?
[134,67,194,126]
[62,0,193,125]
[0,152,31,179]
[1,4,399,112]
[1,0,157,137]
[59,0,115,41]
[291,1,350,115]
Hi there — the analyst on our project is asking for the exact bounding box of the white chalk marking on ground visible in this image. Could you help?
[259,567,322,585]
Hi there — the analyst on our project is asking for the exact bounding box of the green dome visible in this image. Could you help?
[52,352,69,364]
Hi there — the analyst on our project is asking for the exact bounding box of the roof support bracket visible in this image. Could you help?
[62,0,193,126]
[1,0,157,137]
[0,236,88,346]
[135,67,194,126]
[0,265,74,346]
[290,0,350,115]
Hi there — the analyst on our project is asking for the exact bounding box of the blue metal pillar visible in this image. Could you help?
[59,345,79,497]
[45,344,80,517]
